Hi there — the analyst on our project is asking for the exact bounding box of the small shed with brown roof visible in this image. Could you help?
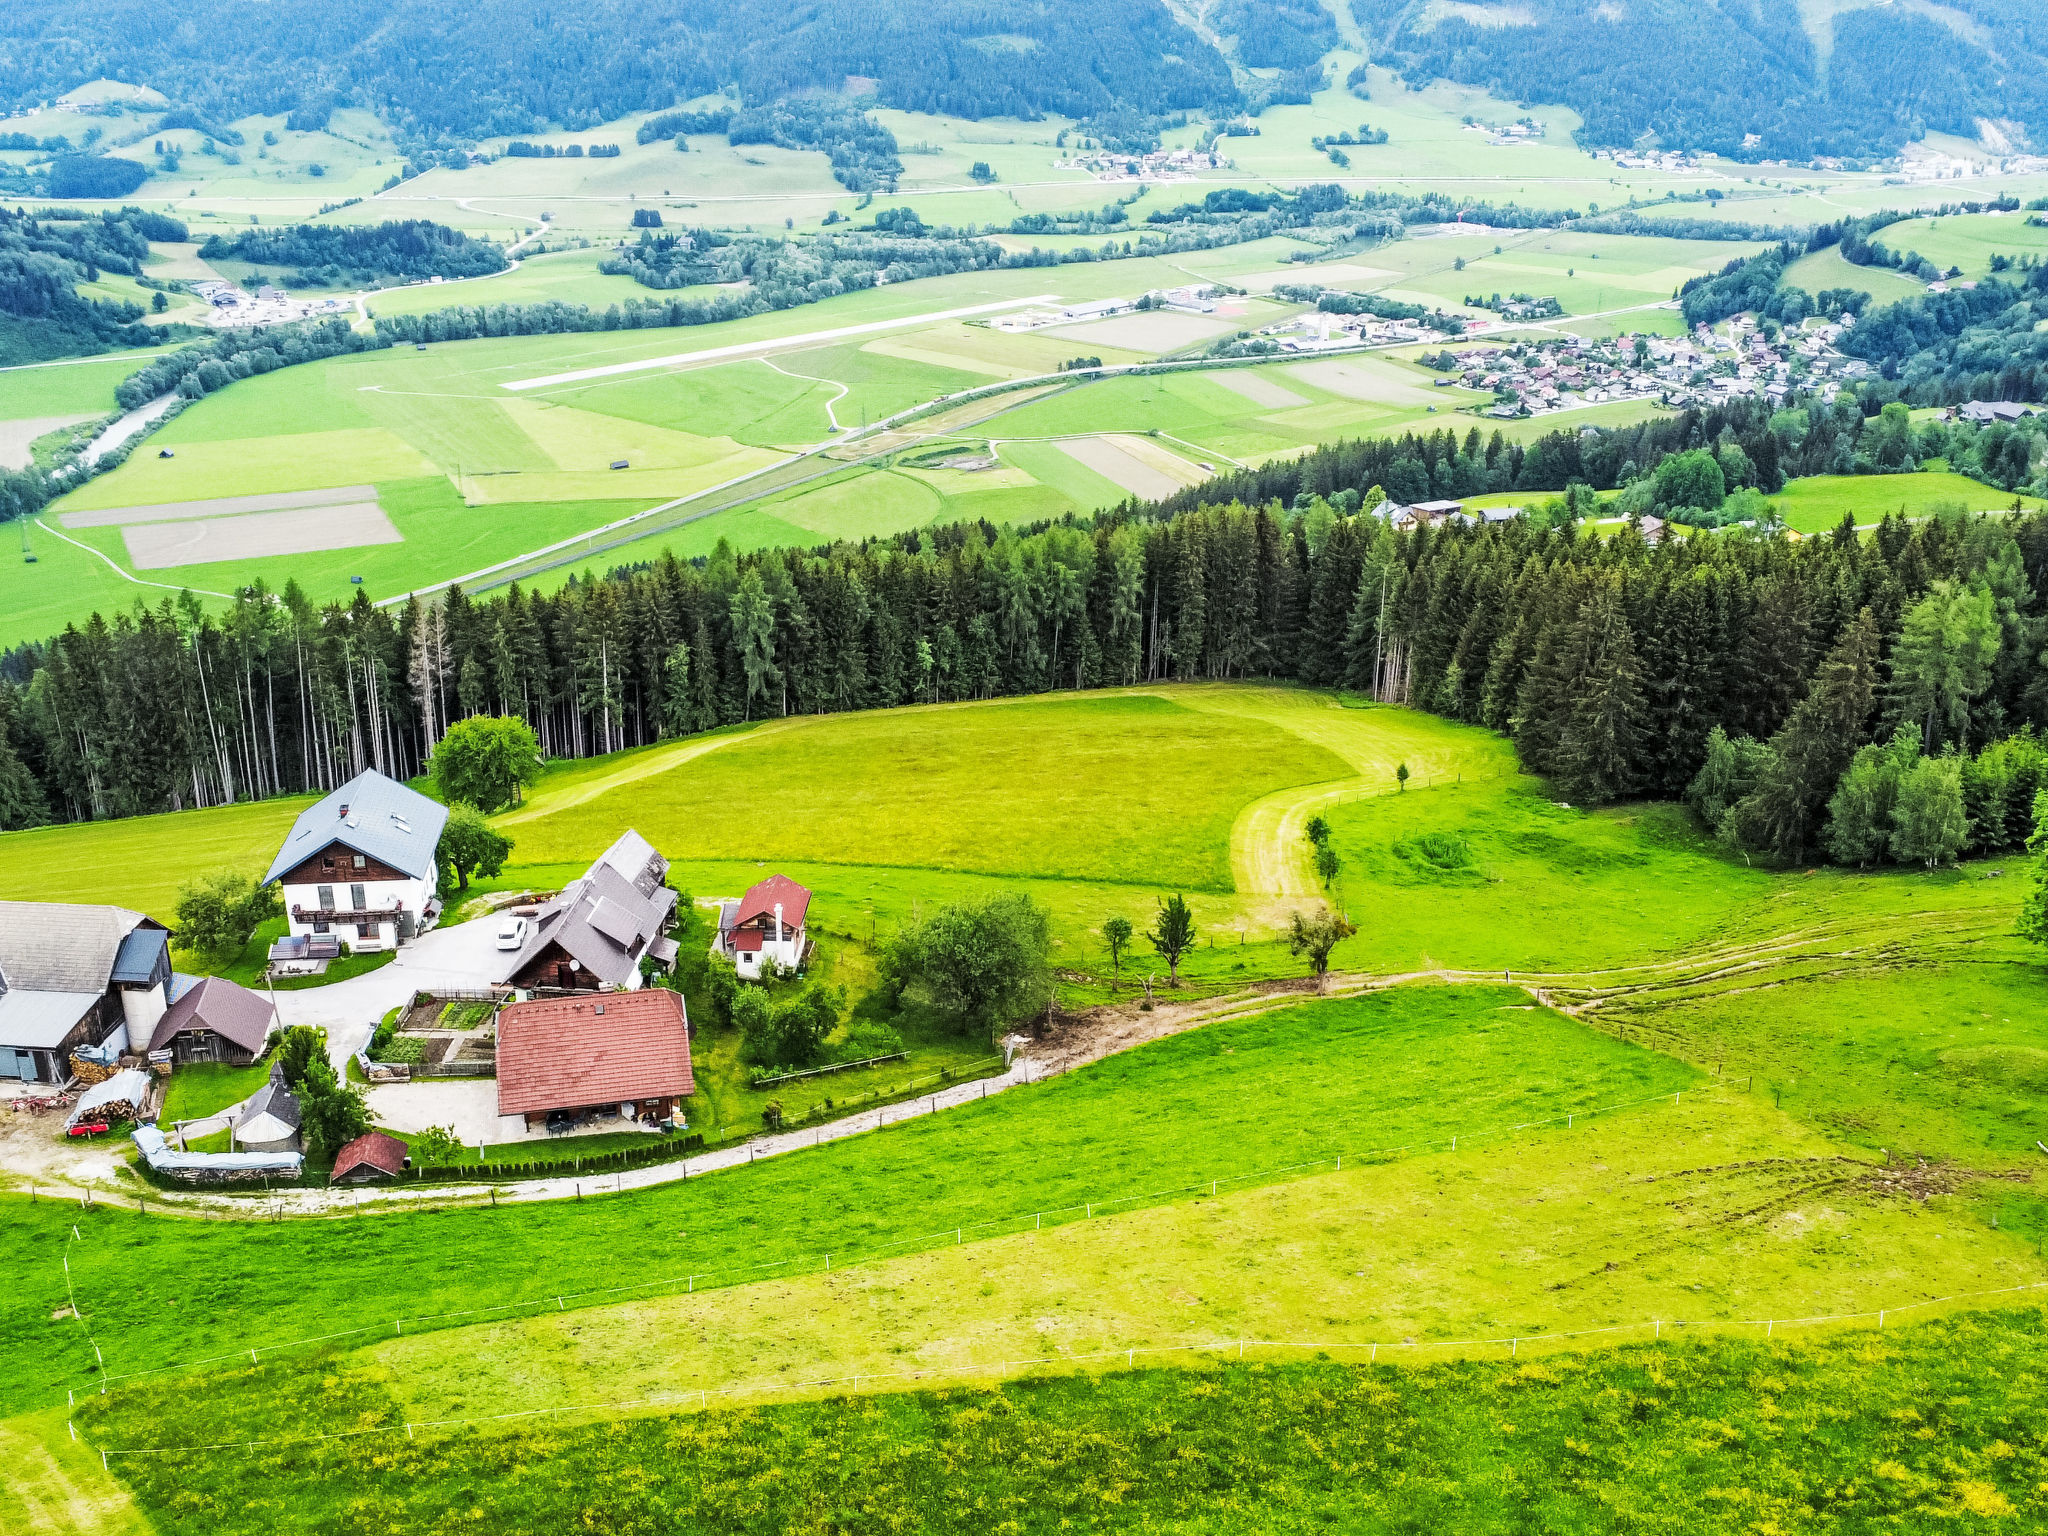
[148,976,277,1066]
[496,988,694,1130]
[330,1130,409,1185]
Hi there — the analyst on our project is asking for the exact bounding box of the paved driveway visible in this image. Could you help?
[269,918,514,1072]
[364,1077,538,1147]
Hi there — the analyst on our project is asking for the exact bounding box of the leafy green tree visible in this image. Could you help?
[1303,815,1330,846]
[1891,755,1969,870]
[297,1055,370,1161]
[1395,763,1410,792]
[1684,725,1769,829]
[436,802,513,891]
[1287,906,1356,986]
[174,869,282,958]
[1890,580,2001,751]
[274,1025,324,1091]
[731,984,772,1046]
[430,714,541,813]
[701,952,739,1027]
[1149,893,1197,987]
[1824,724,1920,866]
[739,983,839,1069]
[408,1124,463,1165]
[1099,915,1132,988]
[1314,842,1341,887]
[887,892,1053,1030]
[1651,448,1725,513]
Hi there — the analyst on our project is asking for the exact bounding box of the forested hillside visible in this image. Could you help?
[198,220,509,287]
[0,204,183,363]
[0,0,1234,153]
[1358,0,2048,161]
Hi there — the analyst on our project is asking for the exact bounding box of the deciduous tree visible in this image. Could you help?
[436,802,513,891]
[1287,906,1356,986]
[887,893,1053,1030]
[430,714,541,813]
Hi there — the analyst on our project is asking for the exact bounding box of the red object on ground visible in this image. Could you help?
[67,1122,108,1137]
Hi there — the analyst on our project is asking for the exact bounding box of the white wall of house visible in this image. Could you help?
[282,874,437,951]
[733,903,805,978]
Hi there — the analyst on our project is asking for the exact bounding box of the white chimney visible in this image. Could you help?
[774,901,784,943]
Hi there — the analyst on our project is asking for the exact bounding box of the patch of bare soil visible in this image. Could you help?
[1023,977,1323,1074]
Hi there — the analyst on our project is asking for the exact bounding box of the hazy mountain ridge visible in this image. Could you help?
[0,0,1235,151]
[1357,0,2048,160]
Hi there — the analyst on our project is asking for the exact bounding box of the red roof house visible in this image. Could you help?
[715,874,812,980]
[495,988,694,1128]
[330,1130,409,1184]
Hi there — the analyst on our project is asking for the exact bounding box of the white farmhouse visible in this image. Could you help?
[261,769,448,952]
[714,874,813,980]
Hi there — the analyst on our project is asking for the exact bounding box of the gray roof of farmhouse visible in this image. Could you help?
[509,852,677,988]
[0,901,158,993]
[262,769,448,886]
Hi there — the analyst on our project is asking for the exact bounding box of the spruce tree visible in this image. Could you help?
[1556,584,1645,804]
[1725,607,1882,859]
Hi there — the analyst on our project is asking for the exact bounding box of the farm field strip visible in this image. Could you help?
[83,1274,2048,1463]
[499,295,1065,391]
[122,501,401,568]
[58,484,379,528]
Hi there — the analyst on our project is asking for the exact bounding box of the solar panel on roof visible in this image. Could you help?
[587,896,641,948]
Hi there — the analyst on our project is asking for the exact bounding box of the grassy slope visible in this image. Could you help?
[0,794,308,917]
[4,986,1695,1411]
[497,692,1351,892]
[2,678,2044,1525]
[73,1315,2048,1535]
[1851,211,2048,283]
[1781,246,1928,306]
[1775,471,2046,533]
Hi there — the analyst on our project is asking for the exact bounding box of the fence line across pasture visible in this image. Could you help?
[63,1080,1719,1399]
[76,1275,2048,1464]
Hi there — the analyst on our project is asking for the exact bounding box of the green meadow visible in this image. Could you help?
[1781,245,1928,307]
[1856,210,2048,283]
[64,1315,2048,1535]
[4,683,2047,1531]
[1774,471,2046,534]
